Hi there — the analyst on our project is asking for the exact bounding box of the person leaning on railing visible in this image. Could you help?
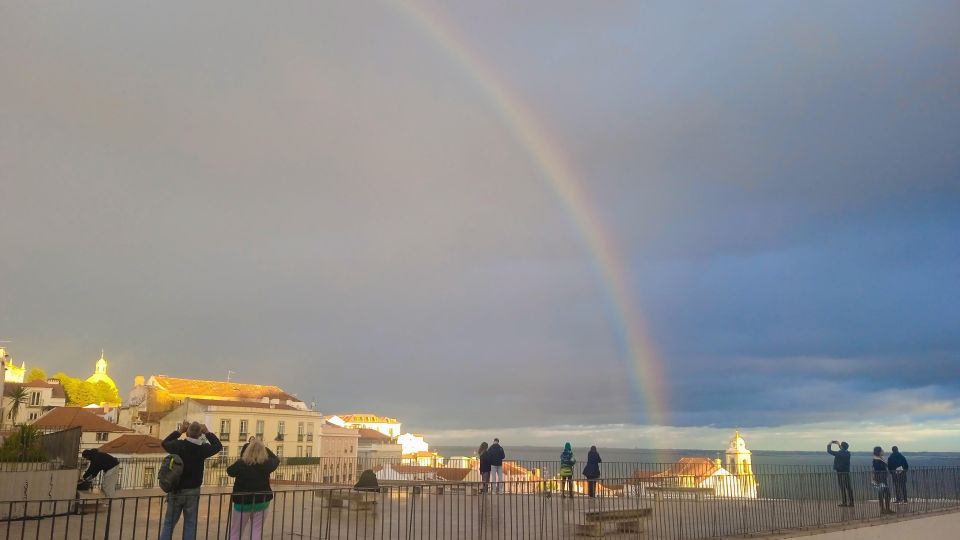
[227,438,280,540]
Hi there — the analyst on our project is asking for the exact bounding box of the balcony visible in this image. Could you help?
[297,434,304,442]
[275,433,284,441]
[306,434,313,442]
[219,433,230,442]
[238,432,248,440]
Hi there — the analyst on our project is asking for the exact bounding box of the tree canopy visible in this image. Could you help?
[25,367,47,382]
[51,373,121,406]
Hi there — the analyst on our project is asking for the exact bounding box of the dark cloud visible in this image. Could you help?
[1,1,958,446]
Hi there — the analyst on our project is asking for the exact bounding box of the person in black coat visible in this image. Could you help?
[477,442,491,494]
[827,440,854,507]
[582,446,602,498]
[160,421,223,540]
[80,449,120,498]
[227,438,280,540]
[887,446,909,503]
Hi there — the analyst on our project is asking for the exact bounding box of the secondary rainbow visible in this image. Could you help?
[391,1,668,426]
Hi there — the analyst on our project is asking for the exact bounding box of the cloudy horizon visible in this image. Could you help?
[2,1,958,451]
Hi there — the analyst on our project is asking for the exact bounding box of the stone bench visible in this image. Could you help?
[323,491,377,511]
[576,507,653,537]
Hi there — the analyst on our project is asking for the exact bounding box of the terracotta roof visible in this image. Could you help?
[390,465,473,482]
[98,434,166,455]
[3,381,66,400]
[33,380,67,400]
[32,407,133,433]
[357,428,392,442]
[189,398,300,411]
[150,375,298,402]
[654,457,720,483]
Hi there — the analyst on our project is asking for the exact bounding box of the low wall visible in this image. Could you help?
[0,468,79,516]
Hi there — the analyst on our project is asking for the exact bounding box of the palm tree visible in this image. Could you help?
[7,386,29,427]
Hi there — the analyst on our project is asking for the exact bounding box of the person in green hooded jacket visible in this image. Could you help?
[559,443,576,498]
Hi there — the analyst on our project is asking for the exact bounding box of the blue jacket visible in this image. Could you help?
[887,451,909,471]
[487,443,505,467]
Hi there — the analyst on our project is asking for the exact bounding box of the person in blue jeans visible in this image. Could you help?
[160,421,223,540]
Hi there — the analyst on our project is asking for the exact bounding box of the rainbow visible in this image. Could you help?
[390,1,667,427]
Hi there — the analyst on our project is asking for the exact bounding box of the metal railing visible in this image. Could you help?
[2,468,958,539]
[79,456,941,492]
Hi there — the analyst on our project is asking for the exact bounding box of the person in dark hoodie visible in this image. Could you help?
[227,438,279,540]
[887,446,909,504]
[160,421,223,540]
[487,438,506,494]
[872,446,894,515]
[477,442,491,494]
[582,446,602,498]
[80,449,120,498]
[827,440,854,507]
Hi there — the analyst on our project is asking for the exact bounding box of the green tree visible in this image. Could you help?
[25,367,47,382]
[93,381,120,405]
[0,425,47,462]
[53,373,95,406]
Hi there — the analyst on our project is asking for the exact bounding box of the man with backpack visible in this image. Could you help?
[160,421,222,540]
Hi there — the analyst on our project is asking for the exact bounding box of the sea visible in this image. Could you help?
[434,446,960,471]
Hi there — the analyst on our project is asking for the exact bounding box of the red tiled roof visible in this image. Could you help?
[190,398,300,411]
[339,414,399,424]
[32,407,133,433]
[357,428,392,442]
[98,434,166,455]
[653,457,720,482]
[390,465,473,482]
[5,381,66,400]
[151,375,298,402]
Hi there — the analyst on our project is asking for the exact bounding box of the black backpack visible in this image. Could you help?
[158,454,184,493]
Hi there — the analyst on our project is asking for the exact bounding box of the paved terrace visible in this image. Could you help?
[2,482,959,539]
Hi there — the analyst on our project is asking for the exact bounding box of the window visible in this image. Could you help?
[297,422,304,442]
[30,392,41,406]
[277,421,285,441]
[276,445,283,458]
[239,419,248,438]
[96,432,109,442]
[297,446,303,457]
[306,423,314,442]
[220,419,231,441]
[305,446,312,458]
[255,420,264,439]
[28,412,38,421]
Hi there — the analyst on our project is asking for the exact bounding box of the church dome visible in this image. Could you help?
[86,350,119,392]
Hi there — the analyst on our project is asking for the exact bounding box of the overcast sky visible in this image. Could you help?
[2,1,958,450]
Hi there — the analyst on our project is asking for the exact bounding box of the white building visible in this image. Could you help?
[2,379,67,425]
[397,432,429,455]
[338,413,402,438]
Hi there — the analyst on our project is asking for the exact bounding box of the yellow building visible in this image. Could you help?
[1,347,26,383]
[129,375,306,414]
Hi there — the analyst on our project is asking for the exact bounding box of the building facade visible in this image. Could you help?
[338,413,402,438]
[2,379,67,425]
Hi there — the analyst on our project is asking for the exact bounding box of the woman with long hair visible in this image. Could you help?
[872,446,894,515]
[227,438,280,539]
[478,442,491,494]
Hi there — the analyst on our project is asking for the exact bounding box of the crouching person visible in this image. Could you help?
[227,438,280,540]
[80,449,120,498]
